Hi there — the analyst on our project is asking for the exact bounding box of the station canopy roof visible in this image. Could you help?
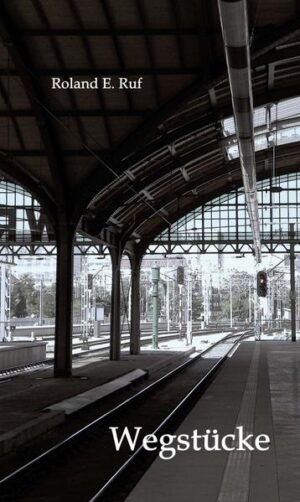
[0,0,300,249]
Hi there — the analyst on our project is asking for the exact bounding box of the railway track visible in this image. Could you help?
[0,328,229,379]
[0,329,251,502]
[0,331,180,379]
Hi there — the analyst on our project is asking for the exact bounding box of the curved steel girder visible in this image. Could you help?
[0,80,25,150]
[70,114,221,224]
[73,15,300,222]
[76,79,300,227]
[32,0,87,146]
[117,142,300,243]
[101,0,133,111]
[80,80,300,235]
[0,154,57,226]
[116,83,300,174]
[71,151,114,227]
[86,141,220,234]
[141,163,300,243]
[119,166,235,243]
[124,238,149,259]
[100,16,300,163]
[0,6,65,211]
[67,0,113,149]
[137,163,300,251]
[86,137,296,240]
[139,180,243,249]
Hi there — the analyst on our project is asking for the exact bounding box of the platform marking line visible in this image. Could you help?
[268,350,300,500]
[217,345,260,502]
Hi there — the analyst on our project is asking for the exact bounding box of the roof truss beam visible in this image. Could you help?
[0,109,149,117]
[18,28,200,36]
[0,5,65,214]
[0,68,205,76]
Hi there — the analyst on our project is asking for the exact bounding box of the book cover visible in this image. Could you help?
[0,1,299,501]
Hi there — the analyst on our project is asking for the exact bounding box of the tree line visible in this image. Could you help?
[10,274,55,319]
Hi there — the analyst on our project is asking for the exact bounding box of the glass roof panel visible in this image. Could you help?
[222,96,300,159]
[157,173,300,242]
[277,97,300,121]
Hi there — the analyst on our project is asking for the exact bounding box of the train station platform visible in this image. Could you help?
[0,346,194,456]
[126,341,300,502]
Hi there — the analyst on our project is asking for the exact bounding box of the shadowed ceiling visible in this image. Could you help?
[0,0,300,249]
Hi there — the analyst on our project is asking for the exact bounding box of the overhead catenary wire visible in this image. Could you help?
[27,94,172,227]
[249,0,263,47]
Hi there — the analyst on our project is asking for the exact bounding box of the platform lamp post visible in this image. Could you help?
[248,277,252,323]
[229,276,233,328]
[166,279,170,332]
[160,279,170,332]
[177,266,184,336]
[186,272,193,345]
[289,223,296,342]
[178,284,183,335]
[152,267,160,349]
[39,274,44,326]
[160,270,179,332]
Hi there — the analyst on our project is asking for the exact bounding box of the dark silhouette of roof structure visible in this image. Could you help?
[0,0,300,250]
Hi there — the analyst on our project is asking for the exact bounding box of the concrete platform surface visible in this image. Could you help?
[125,341,300,502]
[46,368,147,415]
[0,348,193,455]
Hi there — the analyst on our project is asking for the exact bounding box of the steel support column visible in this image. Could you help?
[289,223,296,342]
[110,244,123,360]
[54,224,75,377]
[152,267,160,349]
[130,253,143,355]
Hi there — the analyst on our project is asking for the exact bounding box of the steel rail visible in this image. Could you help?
[2,328,234,377]
[0,329,250,497]
[88,331,249,501]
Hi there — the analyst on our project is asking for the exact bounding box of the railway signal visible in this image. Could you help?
[177,266,184,285]
[257,271,267,297]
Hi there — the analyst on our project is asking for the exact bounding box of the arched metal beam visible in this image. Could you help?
[101,0,133,110]
[0,5,77,378]
[120,165,235,242]
[112,15,300,162]
[83,137,300,240]
[73,15,300,223]
[117,142,300,241]
[133,163,300,252]
[0,154,57,226]
[74,80,300,226]
[135,0,161,106]
[86,142,221,234]
[72,15,300,222]
[32,0,87,146]
[67,0,114,149]
[79,79,300,234]
[0,5,66,211]
[0,80,25,151]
